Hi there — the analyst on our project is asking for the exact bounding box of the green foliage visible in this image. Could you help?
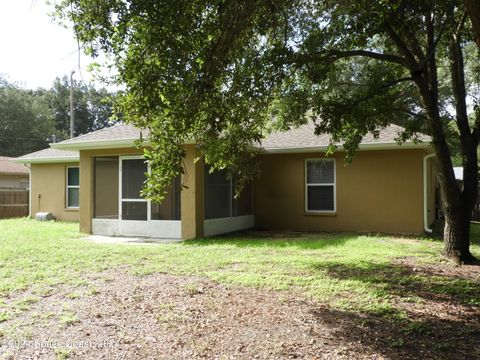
[0,78,58,156]
[0,75,119,157]
[53,0,479,198]
[47,76,118,136]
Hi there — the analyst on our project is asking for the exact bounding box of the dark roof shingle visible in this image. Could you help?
[51,122,430,152]
[56,124,147,145]
[261,123,430,151]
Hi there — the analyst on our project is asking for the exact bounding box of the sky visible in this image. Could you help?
[0,0,103,89]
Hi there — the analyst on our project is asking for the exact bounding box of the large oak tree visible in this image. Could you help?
[56,0,480,263]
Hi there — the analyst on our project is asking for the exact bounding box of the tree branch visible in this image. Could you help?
[293,49,408,67]
[384,24,419,68]
[391,107,428,119]
[448,28,470,140]
[341,77,414,109]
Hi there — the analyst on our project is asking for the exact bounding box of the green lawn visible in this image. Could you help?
[0,218,478,321]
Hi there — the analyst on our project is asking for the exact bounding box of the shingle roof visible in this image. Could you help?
[0,157,29,175]
[261,123,431,151]
[51,122,430,152]
[56,124,147,145]
[14,148,79,164]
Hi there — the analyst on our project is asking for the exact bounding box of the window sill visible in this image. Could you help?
[304,211,337,217]
[65,208,79,212]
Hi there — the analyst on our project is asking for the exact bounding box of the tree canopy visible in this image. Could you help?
[55,0,480,263]
[0,76,118,157]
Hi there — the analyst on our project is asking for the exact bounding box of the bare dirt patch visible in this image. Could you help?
[0,269,479,360]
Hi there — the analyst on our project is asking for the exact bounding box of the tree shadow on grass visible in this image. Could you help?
[308,304,480,360]
[312,261,480,307]
[307,261,480,359]
[184,230,354,249]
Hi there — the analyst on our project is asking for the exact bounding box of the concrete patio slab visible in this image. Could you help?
[84,235,183,245]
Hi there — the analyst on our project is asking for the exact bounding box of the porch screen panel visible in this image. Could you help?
[122,202,147,220]
[121,158,147,221]
[205,168,231,219]
[151,176,181,220]
[234,181,253,216]
[122,159,147,199]
[94,157,119,219]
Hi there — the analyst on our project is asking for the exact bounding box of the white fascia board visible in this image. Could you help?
[12,157,80,164]
[261,141,431,154]
[50,138,142,151]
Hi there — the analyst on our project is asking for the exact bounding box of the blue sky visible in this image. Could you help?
[0,0,101,89]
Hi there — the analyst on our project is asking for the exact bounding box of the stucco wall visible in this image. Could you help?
[181,144,204,239]
[30,162,80,222]
[254,149,426,234]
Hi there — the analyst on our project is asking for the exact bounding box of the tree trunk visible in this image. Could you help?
[464,0,480,48]
[446,31,480,264]
[443,197,477,264]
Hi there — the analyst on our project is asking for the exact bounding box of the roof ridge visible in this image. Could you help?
[57,123,128,144]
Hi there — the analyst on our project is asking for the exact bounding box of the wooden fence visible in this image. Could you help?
[0,190,29,219]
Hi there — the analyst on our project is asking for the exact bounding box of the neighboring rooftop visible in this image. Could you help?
[0,156,29,175]
[14,148,79,164]
[261,123,431,152]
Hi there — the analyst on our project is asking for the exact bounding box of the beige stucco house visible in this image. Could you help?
[14,123,437,239]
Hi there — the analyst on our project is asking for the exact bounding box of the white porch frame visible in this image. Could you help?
[92,155,181,239]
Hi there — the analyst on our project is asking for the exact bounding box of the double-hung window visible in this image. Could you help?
[66,167,80,208]
[305,159,335,212]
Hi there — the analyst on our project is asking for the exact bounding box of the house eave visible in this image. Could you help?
[50,138,142,151]
[12,157,80,164]
[261,141,431,154]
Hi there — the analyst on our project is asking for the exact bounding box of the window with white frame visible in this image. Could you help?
[66,167,80,208]
[305,159,335,212]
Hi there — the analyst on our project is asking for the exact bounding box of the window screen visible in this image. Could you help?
[151,176,181,220]
[66,167,79,208]
[233,181,253,216]
[122,159,147,199]
[121,158,148,221]
[122,202,147,220]
[94,157,119,219]
[205,168,254,219]
[205,169,232,219]
[306,159,335,212]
